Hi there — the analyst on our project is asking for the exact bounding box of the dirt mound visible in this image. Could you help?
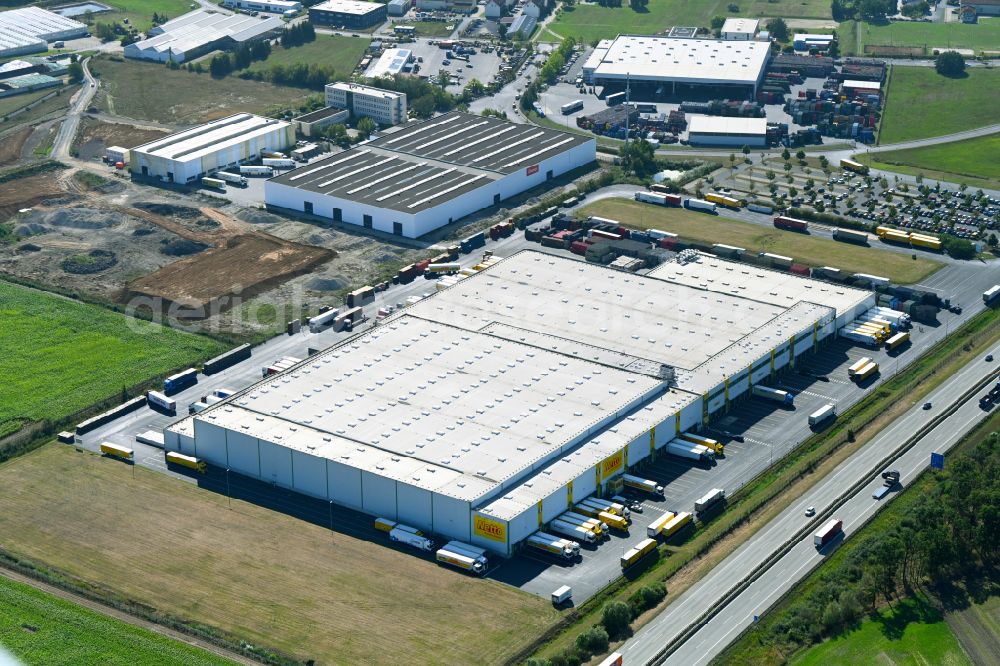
[39,208,123,230]
[14,223,48,236]
[134,202,203,219]
[133,227,156,237]
[160,239,208,256]
[309,277,344,292]
[61,249,117,274]
[235,209,283,225]
[17,243,41,252]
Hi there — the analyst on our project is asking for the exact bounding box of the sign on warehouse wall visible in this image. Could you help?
[473,513,507,542]
[600,450,624,480]
[526,164,539,176]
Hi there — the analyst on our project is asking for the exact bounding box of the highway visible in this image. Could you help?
[619,339,1000,666]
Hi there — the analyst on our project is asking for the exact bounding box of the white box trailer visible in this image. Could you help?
[308,308,340,332]
[623,474,664,496]
[562,511,608,534]
[551,585,573,604]
[666,440,713,462]
[444,541,488,565]
[582,496,630,518]
[549,519,597,544]
[436,548,485,574]
[389,526,435,551]
[526,533,576,559]
[146,390,176,413]
[262,158,296,169]
[239,165,274,177]
[646,511,676,538]
[215,171,247,187]
[694,488,725,512]
[808,403,836,426]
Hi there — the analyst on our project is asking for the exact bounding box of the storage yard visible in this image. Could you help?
[163,250,876,560]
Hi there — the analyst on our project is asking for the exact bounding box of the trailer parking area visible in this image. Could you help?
[0,444,559,666]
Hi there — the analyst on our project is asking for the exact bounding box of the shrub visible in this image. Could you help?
[601,600,632,639]
[575,625,610,654]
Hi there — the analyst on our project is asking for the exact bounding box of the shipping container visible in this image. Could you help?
[346,286,375,307]
[683,198,716,213]
[885,331,910,351]
[623,474,664,496]
[620,537,658,569]
[146,390,176,413]
[646,511,677,538]
[165,451,207,473]
[751,384,794,406]
[203,344,251,375]
[814,518,843,547]
[100,442,134,461]
[694,488,725,512]
[773,216,809,232]
[808,403,836,426]
[832,228,868,245]
[747,203,773,215]
[163,368,198,395]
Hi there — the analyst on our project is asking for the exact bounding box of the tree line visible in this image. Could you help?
[208,41,272,77]
[520,37,577,114]
[832,0,898,21]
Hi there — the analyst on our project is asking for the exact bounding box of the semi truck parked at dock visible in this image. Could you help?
[436,548,485,575]
[526,533,578,560]
[549,519,597,544]
[666,439,715,462]
[165,451,207,473]
[623,474,664,496]
[751,385,794,406]
[389,526,435,552]
[214,171,247,187]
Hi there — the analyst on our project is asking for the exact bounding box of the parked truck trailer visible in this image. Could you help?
[694,487,725,512]
[751,384,794,406]
[623,474,664,496]
[549,519,597,544]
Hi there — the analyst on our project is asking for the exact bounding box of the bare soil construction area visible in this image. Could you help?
[126,232,333,315]
[0,127,34,167]
[74,118,170,162]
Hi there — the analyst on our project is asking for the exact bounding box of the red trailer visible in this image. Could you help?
[813,519,843,547]
[774,216,809,232]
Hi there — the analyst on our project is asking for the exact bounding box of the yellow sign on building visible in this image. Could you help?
[473,514,507,542]
[601,450,624,479]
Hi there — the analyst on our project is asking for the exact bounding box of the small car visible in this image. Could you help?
[923,402,932,410]
[805,507,816,517]
[986,354,994,362]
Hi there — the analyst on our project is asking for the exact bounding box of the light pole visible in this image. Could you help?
[329,500,334,540]
[226,467,231,510]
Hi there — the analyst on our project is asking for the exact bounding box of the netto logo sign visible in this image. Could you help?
[526,164,539,176]
[474,515,506,542]
[601,451,624,478]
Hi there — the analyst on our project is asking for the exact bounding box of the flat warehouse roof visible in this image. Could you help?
[401,251,790,372]
[592,35,770,84]
[195,314,665,502]
[312,0,385,14]
[268,111,592,213]
[647,253,873,319]
[722,18,759,33]
[688,114,767,136]
[133,113,291,163]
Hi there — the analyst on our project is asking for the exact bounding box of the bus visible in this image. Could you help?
[560,99,584,115]
[840,158,869,175]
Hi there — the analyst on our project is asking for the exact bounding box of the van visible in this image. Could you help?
[551,585,572,605]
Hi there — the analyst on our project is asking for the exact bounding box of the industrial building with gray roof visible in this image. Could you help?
[165,250,875,556]
[0,7,87,59]
[264,111,596,238]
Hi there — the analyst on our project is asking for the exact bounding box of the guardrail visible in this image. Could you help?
[646,361,999,665]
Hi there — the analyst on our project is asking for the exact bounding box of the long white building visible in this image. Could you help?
[165,250,875,556]
[125,9,283,63]
[0,7,87,59]
[582,34,772,96]
[264,111,595,238]
[325,82,407,126]
[130,113,294,183]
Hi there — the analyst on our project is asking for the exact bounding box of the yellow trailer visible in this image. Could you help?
[854,361,879,381]
[848,357,872,377]
[662,512,692,538]
[679,432,724,455]
[165,451,206,473]
[620,538,658,569]
[374,517,397,533]
[100,442,134,461]
[576,502,629,530]
[646,511,676,538]
[885,331,910,351]
[909,234,941,251]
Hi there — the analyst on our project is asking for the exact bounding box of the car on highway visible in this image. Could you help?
[804,507,816,517]
[923,402,932,410]
[986,354,993,362]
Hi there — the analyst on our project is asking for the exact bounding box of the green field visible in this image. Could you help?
[843,19,1000,57]
[0,281,224,438]
[0,89,55,118]
[859,132,1000,190]
[244,35,371,77]
[543,0,830,44]
[790,597,971,666]
[0,444,558,665]
[0,574,235,665]
[575,198,942,284]
[880,67,1000,144]
[90,56,314,123]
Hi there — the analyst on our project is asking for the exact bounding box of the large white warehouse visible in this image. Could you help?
[165,251,874,556]
[583,34,772,96]
[264,111,596,238]
[0,7,87,59]
[124,9,283,63]
[130,113,294,184]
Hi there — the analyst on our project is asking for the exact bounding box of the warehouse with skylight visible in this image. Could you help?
[164,250,875,556]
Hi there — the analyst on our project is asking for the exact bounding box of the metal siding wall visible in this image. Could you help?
[361,471,397,519]
[222,430,259,478]
[327,459,363,509]
[292,449,326,499]
[707,392,727,413]
[432,494,470,542]
[163,428,180,453]
[794,335,813,356]
[542,485,569,521]
[178,432,196,456]
[258,440,294,488]
[679,401,703,432]
[572,467,597,500]
[627,435,648,467]
[751,361,772,384]
[193,421,228,468]
[728,374,750,400]
[396,483,433,530]
[507,506,537,548]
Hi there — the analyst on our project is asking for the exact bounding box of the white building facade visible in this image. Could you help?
[324,82,407,126]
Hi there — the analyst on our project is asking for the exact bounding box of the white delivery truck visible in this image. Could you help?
[808,403,836,426]
[262,158,296,169]
[214,172,247,187]
[551,585,573,605]
[389,526,434,551]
